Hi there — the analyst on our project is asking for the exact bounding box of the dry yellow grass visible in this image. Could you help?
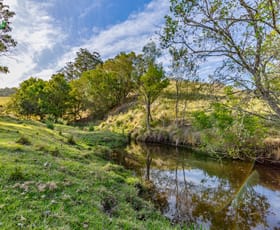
[0,96,10,106]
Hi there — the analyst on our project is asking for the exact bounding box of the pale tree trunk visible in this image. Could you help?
[175,79,180,127]
[255,72,280,119]
[146,98,151,130]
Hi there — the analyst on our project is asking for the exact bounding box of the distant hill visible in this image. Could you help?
[0,87,16,96]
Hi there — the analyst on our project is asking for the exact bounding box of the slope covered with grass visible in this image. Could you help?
[97,81,280,161]
[98,81,270,135]
[0,116,181,229]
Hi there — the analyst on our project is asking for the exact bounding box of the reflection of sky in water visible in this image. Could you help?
[128,143,280,229]
[149,168,230,189]
[145,167,280,229]
[253,185,280,228]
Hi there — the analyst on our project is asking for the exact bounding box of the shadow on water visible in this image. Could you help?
[112,143,280,230]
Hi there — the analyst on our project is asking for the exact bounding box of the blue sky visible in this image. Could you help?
[0,0,170,87]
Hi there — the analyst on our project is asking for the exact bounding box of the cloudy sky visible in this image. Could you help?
[0,0,170,87]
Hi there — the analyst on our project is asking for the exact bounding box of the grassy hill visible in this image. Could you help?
[97,81,270,133]
[97,81,280,161]
[0,116,181,229]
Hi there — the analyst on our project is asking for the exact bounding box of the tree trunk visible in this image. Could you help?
[175,80,180,127]
[146,98,151,130]
[255,73,280,119]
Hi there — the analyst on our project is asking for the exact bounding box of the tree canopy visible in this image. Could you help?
[161,0,280,118]
[0,1,16,73]
[62,48,102,81]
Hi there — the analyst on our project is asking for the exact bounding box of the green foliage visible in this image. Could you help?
[139,64,169,104]
[62,48,102,81]
[67,52,138,120]
[102,52,137,104]
[136,43,169,129]
[10,75,72,121]
[8,167,25,181]
[192,103,267,158]
[88,125,94,131]
[16,136,31,145]
[11,78,47,118]
[45,120,54,130]
[211,103,234,130]
[0,2,16,73]
[42,73,71,120]
[192,111,212,129]
[161,0,280,118]
[67,135,76,145]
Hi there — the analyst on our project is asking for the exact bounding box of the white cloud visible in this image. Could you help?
[57,0,169,68]
[0,0,170,87]
[0,0,65,87]
[79,1,103,18]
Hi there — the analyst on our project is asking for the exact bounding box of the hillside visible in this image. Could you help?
[0,116,179,229]
[97,81,270,133]
[97,81,280,162]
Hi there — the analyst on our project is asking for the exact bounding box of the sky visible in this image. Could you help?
[0,0,170,87]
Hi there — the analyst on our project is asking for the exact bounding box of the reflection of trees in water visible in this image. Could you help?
[137,144,270,229]
[123,144,273,228]
[150,166,270,229]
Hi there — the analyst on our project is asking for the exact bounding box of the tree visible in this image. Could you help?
[161,0,280,118]
[169,46,197,126]
[0,1,16,73]
[42,73,70,120]
[135,42,169,129]
[11,78,46,118]
[68,78,87,121]
[78,69,120,118]
[102,52,137,104]
[139,64,169,130]
[62,48,102,81]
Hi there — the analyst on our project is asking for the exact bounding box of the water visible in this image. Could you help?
[119,143,280,230]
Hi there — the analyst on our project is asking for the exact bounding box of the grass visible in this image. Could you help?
[0,97,10,114]
[0,115,184,229]
[95,80,280,162]
[0,96,10,106]
[97,81,271,135]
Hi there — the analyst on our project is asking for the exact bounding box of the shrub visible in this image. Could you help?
[46,121,54,130]
[49,147,60,157]
[192,111,212,129]
[9,167,25,181]
[88,125,94,131]
[67,135,76,145]
[16,136,31,145]
[101,193,118,215]
[192,103,266,159]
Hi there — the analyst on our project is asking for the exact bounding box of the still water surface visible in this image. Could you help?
[119,143,280,229]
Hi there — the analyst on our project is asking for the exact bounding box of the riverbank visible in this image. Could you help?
[129,126,280,167]
[0,116,185,229]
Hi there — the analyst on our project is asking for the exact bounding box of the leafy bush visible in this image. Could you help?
[9,167,25,181]
[192,111,212,129]
[192,102,267,158]
[46,120,54,130]
[16,136,31,145]
[67,135,76,145]
[88,125,94,131]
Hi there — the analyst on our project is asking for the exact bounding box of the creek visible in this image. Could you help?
[114,143,280,229]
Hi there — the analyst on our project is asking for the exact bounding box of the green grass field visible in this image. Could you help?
[0,116,183,229]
